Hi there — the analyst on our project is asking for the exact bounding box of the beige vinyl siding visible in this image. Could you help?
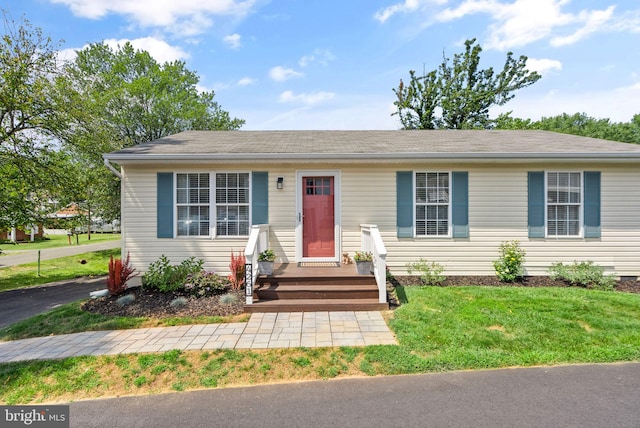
[121,162,640,278]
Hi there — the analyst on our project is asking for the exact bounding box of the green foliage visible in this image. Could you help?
[354,251,373,262]
[141,255,204,293]
[405,259,446,286]
[258,249,276,261]
[0,13,77,229]
[549,261,616,291]
[58,42,246,222]
[493,240,526,282]
[393,38,541,129]
[184,271,229,297]
[495,112,640,145]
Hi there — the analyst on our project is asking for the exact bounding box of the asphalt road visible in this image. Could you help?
[69,362,640,428]
[0,276,106,328]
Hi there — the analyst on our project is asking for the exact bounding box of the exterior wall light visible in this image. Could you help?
[276,176,284,189]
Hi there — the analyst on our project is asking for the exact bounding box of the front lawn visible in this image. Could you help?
[1,285,639,404]
[0,249,119,291]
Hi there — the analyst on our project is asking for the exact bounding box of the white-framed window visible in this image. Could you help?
[176,173,210,237]
[546,171,582,237]
[215,172,250,237]
[415,172,450,236]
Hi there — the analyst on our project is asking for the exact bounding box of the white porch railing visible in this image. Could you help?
[244,224,270,304]
[360,224,387,303]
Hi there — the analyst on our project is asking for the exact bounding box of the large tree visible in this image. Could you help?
[0,13,72,230]
[59,42,245,221]
[393,39,541,130]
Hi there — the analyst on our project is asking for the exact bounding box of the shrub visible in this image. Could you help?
[228,251,246,290]
[219,293,238,305]
[549,261,616,291]
[406,259,446,286]
[184,271,229,297]
[493,240,526,282]
[142,255,204,293]
[107,252,137,296]
[170,297,188,308]
[116,294,135,307]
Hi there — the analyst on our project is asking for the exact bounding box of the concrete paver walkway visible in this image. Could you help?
[0,311,397,363]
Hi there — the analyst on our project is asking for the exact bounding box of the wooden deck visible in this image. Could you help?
[245,262,388,313]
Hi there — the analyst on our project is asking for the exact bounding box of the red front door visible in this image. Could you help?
[303,177,335,258]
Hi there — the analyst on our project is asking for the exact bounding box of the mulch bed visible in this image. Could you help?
[83,277,640,319]
[82,287,245,319]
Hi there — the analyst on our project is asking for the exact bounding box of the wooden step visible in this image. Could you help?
[258,275,376,286]
[255,284,379,300]
[244,298,388,313]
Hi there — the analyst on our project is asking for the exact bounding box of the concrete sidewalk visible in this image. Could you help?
[0,311,397,363]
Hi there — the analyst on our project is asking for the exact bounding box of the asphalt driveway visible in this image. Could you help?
[0,276,106,328]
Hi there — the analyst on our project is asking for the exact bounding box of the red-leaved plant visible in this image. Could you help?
[107,252,137,296]
[228,250,246,290]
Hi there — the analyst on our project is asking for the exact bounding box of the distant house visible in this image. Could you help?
[0,226,43,242]
[54,203,88,219]
[103,130,640,308]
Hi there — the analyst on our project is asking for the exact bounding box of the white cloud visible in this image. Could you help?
[57,37,189,64]
[299,49,336,68]
[237,77,256,86]
[279,90,335,106]
[49,0,256,36]
[550,6,615,46]
[103,37,189,63]
[436,0,617,50]
[223,33,242,49]
[375,0,424,23]
[526,58,562,75]
[269,66,304,82]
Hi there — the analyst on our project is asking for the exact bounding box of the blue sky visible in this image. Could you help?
[5,0,640,129]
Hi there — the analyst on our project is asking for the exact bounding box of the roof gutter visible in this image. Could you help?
[103,157,122,179]
[103,152,640,163]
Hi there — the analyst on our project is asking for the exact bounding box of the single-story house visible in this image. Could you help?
[103,130,640,307]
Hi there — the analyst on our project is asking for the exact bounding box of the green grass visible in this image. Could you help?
[362,286,640,374]
[0,248,119,291]
[1,286,640,404]
[0,233,120,253]
[0,300,247,341]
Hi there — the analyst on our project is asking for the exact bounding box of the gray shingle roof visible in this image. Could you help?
[104,130,640,162]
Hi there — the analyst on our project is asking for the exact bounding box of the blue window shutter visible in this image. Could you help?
[397,171,413,238]
[157,172,174,238]
[584,171,601,238]
[252,172,269,225]
[451,172,469,238]
[528,172,545,238]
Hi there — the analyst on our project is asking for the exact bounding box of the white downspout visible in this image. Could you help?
[103,157,122,179]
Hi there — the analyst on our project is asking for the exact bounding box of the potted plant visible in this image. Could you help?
[354,251,373,275]
[258,249,276,275]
